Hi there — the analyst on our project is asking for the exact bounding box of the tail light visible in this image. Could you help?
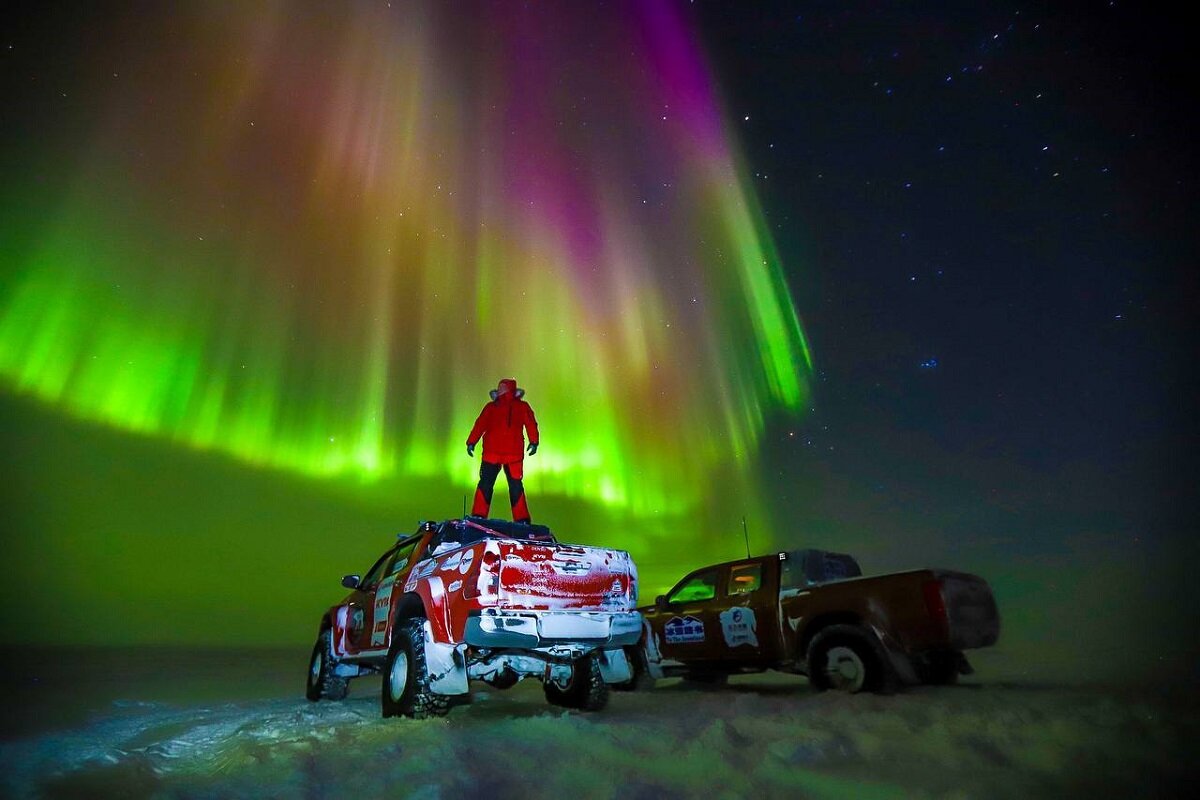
[465,548,501,599]
[923,579,949,636]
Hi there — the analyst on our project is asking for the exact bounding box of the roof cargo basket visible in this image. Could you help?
[461,516,555,543]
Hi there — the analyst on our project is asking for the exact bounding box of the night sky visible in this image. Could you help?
[0,1,1193,682]
[697,0,1196,680]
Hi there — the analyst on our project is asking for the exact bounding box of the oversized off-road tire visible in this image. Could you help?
[806,624,895,694]
[306,628,349,702]
[381,618,451,719]
[917,651,963,685]
[679,670,728,690]
[610,646,656,692]
[543,653,609,711]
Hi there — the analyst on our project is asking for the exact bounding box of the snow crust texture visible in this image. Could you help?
[1,674,1195,799]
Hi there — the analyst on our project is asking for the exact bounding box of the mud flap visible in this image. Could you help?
[870,625,920,686]
[641,621,667,679]
[596,647,632,684]
[423,620,469,695]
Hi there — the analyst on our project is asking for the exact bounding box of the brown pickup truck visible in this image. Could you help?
[625,549,1000,693]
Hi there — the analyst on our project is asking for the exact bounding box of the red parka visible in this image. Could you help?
[466,379,539,463]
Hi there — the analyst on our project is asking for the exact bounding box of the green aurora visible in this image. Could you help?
[0,3,810,643]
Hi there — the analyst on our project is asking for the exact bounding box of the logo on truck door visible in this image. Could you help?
[664,615,705,644]
[719,607,759,648]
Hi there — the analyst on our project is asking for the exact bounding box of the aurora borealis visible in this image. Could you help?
[2,3,1197,795]
[0,1,808,521]
[1,0,1191,691]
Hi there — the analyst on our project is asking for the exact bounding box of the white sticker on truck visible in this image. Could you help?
[719,607,759,648]
[664,615,705,644]
[371,575,397,646]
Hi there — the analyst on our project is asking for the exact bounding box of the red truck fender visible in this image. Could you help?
[402,539,507,644]
[386,592,430,640]
[402,565,454,643]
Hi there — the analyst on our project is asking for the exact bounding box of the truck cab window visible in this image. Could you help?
[361,548,398,589]
[667,570,717,604]
[727,563,762,595]
[389,539,419,577]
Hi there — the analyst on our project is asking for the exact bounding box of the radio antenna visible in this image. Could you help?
[742,516,751,559]
[463,495,467,518]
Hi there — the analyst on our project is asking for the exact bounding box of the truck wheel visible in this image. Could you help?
[543,653,609,711]
[306,629,349,702]
[806,624,891,694]
[610,647,656,692]
[381,618,451,719]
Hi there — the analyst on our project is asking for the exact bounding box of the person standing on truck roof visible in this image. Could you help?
[466,378,539,523]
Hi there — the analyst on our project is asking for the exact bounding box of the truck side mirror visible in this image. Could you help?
[341,574,361,589]
[655,594,666,608]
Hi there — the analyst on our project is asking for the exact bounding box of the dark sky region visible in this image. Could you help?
[0,1,1194,683]
[696,0,1197,675]
[698,2,1194,550]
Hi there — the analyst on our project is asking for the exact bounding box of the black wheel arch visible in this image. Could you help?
[390,592,427,624]
[805,622,900,693]
[385,592,429,649]
[797,611,864,661]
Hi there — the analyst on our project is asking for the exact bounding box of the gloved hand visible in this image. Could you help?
[466,443,475,457]
[527,442,538,456]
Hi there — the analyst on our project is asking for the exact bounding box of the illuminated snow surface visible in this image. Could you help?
[0,650,1195,799]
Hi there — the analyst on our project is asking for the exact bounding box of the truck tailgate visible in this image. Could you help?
[934,570,1001,649]
[496,542,636,612]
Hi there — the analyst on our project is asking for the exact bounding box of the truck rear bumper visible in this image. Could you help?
[465,609,642,649]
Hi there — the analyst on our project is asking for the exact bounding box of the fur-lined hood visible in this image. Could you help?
[489,378,525,401]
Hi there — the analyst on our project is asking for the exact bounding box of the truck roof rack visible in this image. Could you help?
[461,516,555,542]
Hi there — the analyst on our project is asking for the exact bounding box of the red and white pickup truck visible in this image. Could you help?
[305,517,641,717]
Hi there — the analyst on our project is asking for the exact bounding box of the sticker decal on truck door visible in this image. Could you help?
[719,607,759,648]
[371,575,397,646]
[664,615,706,644]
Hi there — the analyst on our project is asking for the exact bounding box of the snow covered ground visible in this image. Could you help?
[0,648,1195,799]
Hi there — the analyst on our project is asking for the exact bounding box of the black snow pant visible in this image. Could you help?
[471,460,530,522]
